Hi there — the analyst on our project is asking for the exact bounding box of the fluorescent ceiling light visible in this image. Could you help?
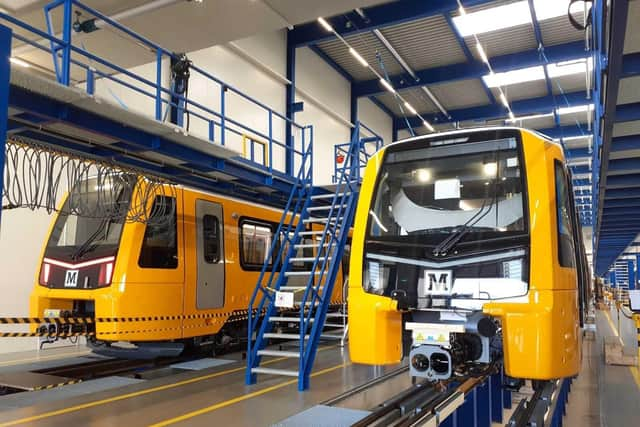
[452,1,531,37]
[317,17,333,32]
[499,92,509,108]
[379,78,396,94]
[556,104,594,115]
[507,112,554,122]
[453,1,571,37]
[476,42,489,64]
[349,47,368,67]
[404,102,417,115]
[483,65,545,87]
[555,135,593,142]
[547,57,593,78]
[423,120,434,132]
[9,57,30,67]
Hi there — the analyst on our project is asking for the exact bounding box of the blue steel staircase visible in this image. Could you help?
[246,123,381,391]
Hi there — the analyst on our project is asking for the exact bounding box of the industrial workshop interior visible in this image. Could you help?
[0,0,639,426]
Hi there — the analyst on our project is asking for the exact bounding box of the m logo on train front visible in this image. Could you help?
[424,270,452,294]
[64,270,79,288]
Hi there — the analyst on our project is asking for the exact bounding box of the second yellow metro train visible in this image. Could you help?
[30,178,345,356]
[348,127,589,382]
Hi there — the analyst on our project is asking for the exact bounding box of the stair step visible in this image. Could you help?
[320,334,344,340]
[285,271,321,276]
[263,333,310,340]
[326,312,347,318]
[298,230,328,236]
[307,204,347,212]
[303,217,342,224]
[278,286,307,291]
[290,256,331,262]
[323,323,345,328]
[294,243,334,249]
[257,349,300,358]
[251,367,299,377]
[311,193,351,200]
[269,316,309,322]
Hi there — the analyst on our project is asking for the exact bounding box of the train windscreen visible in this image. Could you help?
[367,137,526,248]
[44,176,133,262]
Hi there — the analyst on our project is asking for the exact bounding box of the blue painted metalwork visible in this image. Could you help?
[1,1,313,210]
[285,38,296,176]
[288,0,493,47]
[443,13,497,105]
[247,122,381,390]
[354,41,588,98]
[0,23,11,224]
[395,90,589,130]
[592,0,632,275]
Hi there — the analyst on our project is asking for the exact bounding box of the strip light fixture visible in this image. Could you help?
[457,1,515,121]
[9,57,30,67]
[316,17,436,132]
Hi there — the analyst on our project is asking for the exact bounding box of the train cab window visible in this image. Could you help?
[138,196,178,269]
[203,215,220,264]
[554,162,576,268]
[240,220,274,269]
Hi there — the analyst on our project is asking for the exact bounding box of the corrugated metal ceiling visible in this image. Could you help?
[379,15,467,69]
[429,79,490,110]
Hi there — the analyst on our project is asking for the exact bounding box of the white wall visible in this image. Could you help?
[0,29,393,354]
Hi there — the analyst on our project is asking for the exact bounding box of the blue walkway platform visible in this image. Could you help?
[6,66,306,207]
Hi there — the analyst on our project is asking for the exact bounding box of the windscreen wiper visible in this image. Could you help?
[70,217,112,261]
[432,196,492,256]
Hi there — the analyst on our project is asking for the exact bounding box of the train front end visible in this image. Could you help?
[348,128,582,381]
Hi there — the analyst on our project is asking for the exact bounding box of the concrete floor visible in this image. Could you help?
[0,310,637,427]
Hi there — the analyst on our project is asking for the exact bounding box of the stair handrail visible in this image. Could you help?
[246,125,313,372]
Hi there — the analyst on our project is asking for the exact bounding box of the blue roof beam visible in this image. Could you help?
[355,41,587,98]
[395,90,589,130]
[288,0,494,47]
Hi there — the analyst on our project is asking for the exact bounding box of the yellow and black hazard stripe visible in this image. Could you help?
[0,331,95,338]
[0,317,94,324]
[0,302,345,337]
[32,378,82,391]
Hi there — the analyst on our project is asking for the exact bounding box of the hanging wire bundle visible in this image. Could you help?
[3,137,177,225]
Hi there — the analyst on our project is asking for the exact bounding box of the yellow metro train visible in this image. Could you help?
[348,127,589,381]
[30,179,344,357]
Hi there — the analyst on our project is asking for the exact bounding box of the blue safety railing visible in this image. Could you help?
[246,122,381,390]
[1,0,308,179]
[333,122,383,183]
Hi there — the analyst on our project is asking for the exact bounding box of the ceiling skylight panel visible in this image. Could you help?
[452,1,532,37]
[483,66,545,88]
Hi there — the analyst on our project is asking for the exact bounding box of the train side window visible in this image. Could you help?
[203,215,220,264]
[240,220,274,269]
[138,196,178,269]
[554,161,576,268]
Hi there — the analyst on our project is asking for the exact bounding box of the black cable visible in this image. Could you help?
[568,0,593,31]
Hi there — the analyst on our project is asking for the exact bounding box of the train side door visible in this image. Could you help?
[195,199,225,309]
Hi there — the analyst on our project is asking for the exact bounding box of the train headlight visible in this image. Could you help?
[97,261,114,287]
[39,262,51,287]
[502,259,523,280]
[364,261,390,295]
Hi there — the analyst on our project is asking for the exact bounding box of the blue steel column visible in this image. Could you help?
[629,259,636,290]
[285,37,296,176]
[636,254,640,289]
[0,24,11,225]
